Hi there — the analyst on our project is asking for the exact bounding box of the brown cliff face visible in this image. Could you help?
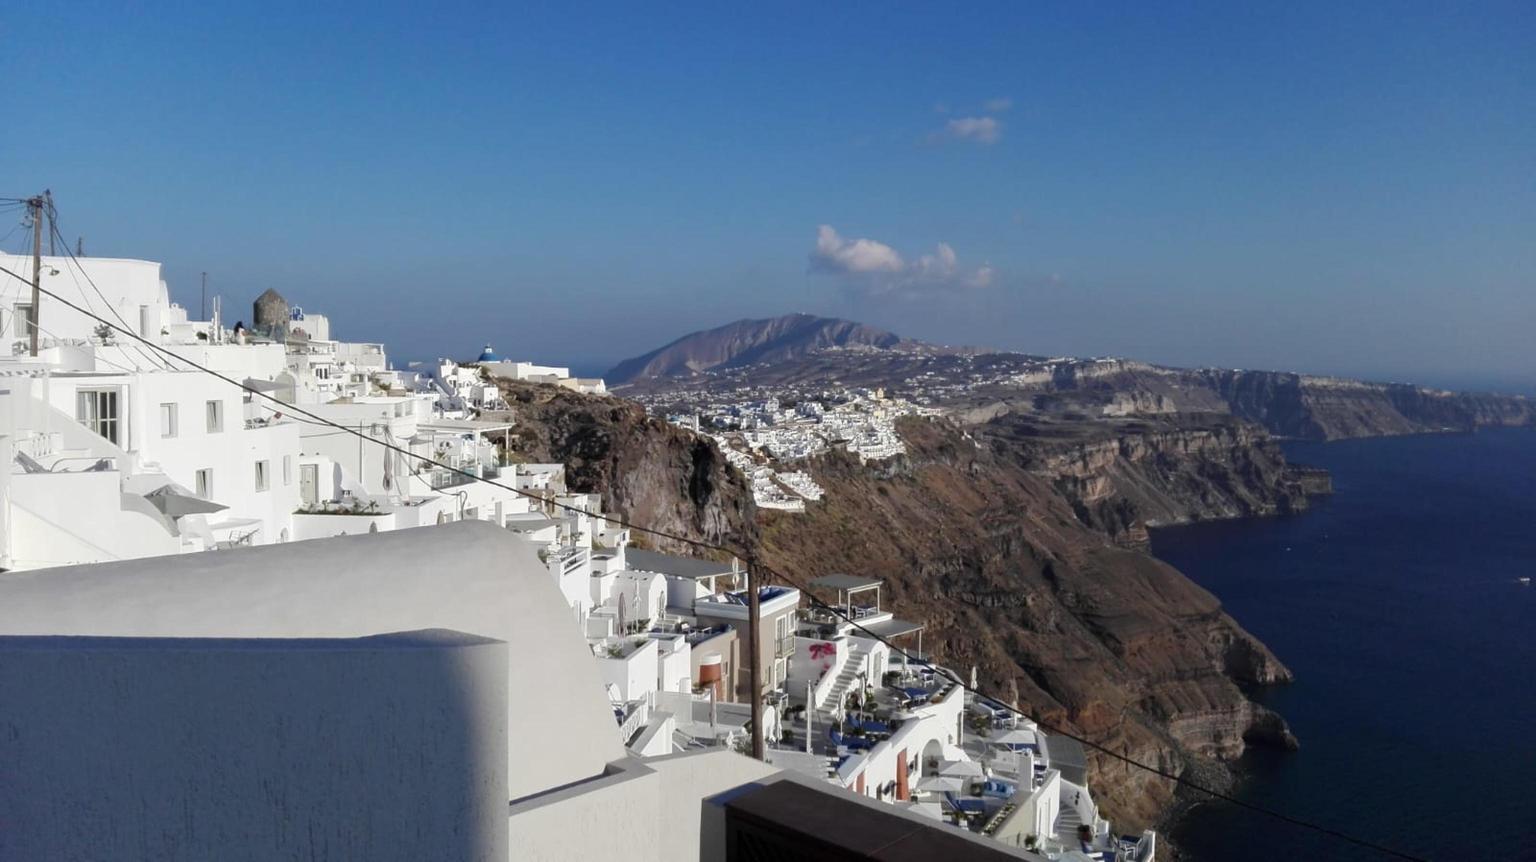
[490,381,1297,832]
[979,413,1323,545]
[489,381,757,555]
[755,418,1295,830]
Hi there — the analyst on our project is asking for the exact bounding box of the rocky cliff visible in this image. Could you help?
[976,413,1323,546]
[1200,370,1536,439]
[489,381,756,555]
[755,417,1297,830]
[1038,361,1536,441]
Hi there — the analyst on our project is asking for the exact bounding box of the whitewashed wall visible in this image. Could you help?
[0,629,508,862]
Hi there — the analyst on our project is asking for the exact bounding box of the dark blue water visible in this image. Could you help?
[1154,428,1536,862]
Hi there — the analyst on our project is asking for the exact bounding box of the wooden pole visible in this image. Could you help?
[28,196,43,357]
[44,190,55,256]
[746,554,764,760]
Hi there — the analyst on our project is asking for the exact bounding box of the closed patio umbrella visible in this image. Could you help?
[143,484,228,518]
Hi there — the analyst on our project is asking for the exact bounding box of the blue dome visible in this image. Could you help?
[476,344,500,362]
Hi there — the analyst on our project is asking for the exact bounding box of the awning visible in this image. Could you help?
[241,378,287,393]
[938,759,983,778]
[992,729,1038,748]
[860,617,925,639]
[810,573,883,591]
[914,775,964,794]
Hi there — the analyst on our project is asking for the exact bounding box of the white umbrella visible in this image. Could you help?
[915,775,963,794]
[939,759,984,778]
[897,800,947,821]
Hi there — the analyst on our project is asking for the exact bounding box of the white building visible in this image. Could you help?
[0,252,535,571]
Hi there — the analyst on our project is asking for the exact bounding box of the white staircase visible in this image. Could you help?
[1053,804,1084,847]
[822,646,868,713]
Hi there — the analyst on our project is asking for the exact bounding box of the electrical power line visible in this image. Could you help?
[0,261,1431,862]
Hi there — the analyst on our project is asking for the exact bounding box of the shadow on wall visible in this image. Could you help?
[0,629,509,862]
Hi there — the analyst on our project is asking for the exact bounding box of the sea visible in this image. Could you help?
[1153,427,1536,862]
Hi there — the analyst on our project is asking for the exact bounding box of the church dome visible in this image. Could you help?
[476,344,500,362]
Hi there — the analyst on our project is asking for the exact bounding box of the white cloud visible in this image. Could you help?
[941,116,1000,145]
[983,97,1013,113]
[809,225,994,296]
[811,225,905,274]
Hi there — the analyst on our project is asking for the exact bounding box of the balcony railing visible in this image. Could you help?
[615,699,649,743]
[424,463,501,489]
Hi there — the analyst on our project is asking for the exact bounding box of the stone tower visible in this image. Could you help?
[252,288,290,332]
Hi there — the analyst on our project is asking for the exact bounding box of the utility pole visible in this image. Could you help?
[746,553,764,760]
[43,190,55,256]
[27,195,43,357]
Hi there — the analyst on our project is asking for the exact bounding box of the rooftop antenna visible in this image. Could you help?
[75,236,83,257]
[201,272,207,320]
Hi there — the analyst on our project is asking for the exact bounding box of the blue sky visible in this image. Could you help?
[2,2,1532,387]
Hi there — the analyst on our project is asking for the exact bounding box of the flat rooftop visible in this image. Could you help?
[626,548,737,580]
[416,418,514,433]
[859,618,925,639]
[811,573,883,591]
[722,779,1027,860]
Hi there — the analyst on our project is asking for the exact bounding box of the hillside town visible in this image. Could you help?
[0,245,1155,861]
[639,387,933,511]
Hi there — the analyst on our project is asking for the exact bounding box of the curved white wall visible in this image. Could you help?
[0,629,508,862]
[0,520,624,799]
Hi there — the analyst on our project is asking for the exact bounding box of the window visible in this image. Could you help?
[159,403,178,438]
[282,455,293,486]
[255,460,269,492]
[195,469,213,499]
[205,400,223,433]
[13,303,35,339]
[774,613,794,658]
[76,389,120,445]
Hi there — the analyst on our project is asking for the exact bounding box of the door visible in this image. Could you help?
[299,464,318,506]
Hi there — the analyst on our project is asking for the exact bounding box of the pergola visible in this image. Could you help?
[809,574,926,661]
[809,573,883,617]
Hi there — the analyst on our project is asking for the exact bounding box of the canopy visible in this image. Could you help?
[909,774,958,792]
[993,729,1038,748]
[939,759,984,778]
[143,484,227,518]
[914,775,964,794]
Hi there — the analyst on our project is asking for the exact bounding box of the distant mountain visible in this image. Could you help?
[606,313,910,383]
